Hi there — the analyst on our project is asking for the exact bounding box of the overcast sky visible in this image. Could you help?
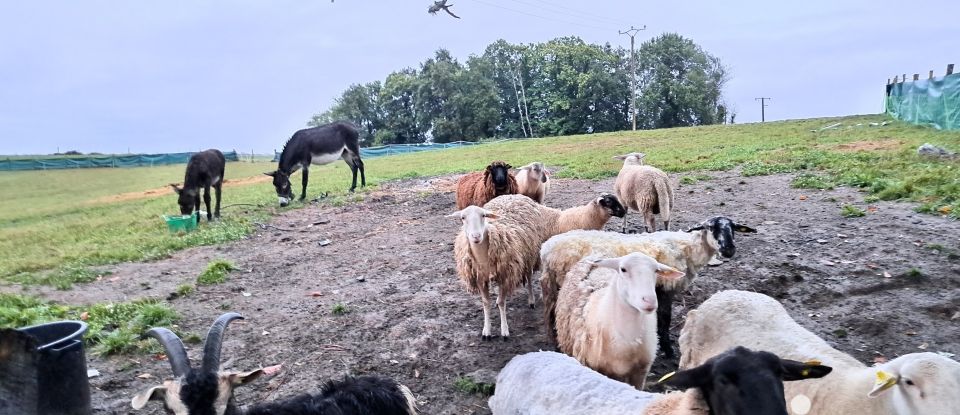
[1,0,956,155]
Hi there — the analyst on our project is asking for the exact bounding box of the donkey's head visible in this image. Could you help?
[484,161,513,193]
[170,184,197,215]
[264,171,294,207]
[132,313,263,415]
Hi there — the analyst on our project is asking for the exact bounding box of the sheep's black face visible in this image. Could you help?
[598,194,627,218]
[662,346,832,415]
[266,170,294,207]
[693,216,757,258]
[487,163,512,192]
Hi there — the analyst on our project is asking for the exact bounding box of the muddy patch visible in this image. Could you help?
[19,172,959,414]
[830,139,904,152]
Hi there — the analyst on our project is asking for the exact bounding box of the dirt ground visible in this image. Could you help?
[23,170,960,414]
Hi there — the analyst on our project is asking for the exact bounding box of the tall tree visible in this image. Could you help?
[635,33,729,129]
[315,81,383,146]
[378,69,425,145]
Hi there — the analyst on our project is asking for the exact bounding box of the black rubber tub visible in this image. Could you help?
[1,321,92,415]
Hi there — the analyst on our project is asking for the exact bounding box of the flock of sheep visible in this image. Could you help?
[135,147,960,415]
[449,154,960,414]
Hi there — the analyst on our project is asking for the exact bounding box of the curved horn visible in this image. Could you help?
[201,312,244,373]
[144,328,191,377]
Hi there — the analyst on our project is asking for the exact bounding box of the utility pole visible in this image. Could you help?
[754,97,771,122]
[620,25,646,131]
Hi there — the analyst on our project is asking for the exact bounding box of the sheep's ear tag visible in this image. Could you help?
[657,371,676,384]
[801,360,822,377]
[868,370,898,397]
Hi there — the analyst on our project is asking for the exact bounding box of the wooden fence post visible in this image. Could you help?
[948,64,955,75]
[913,74,919,81]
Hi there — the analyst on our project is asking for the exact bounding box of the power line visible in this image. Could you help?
[620,25,646,131]
[523,0,633,26]
[471,0,609,31]
[508,0,632,27]
[754,97,771,122]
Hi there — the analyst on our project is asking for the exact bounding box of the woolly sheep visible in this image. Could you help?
[132,313,418,415]
[613,152,674,233]
[489,348,831,415]
[515,161,550,204]
[450,194,626,340]
[554,252,685,389]
[455,161,518,209]
[540,217,757,357]
[679,290,960,415]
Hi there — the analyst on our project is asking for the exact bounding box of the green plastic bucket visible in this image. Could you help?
[162,211,198,234]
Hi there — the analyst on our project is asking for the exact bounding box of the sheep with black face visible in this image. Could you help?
[132,313,417,415]
[539,216,757,358]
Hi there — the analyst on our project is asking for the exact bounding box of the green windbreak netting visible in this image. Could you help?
[886,73,960,130]
[0,151,240,171]
[272,141,490,162]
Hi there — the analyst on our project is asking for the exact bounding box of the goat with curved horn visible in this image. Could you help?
[144,327,191,377]
[134,312,419,414]
[201,312,244,373]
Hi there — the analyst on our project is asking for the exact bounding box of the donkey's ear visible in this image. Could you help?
[169,184,182,194]
[264,171,277,177]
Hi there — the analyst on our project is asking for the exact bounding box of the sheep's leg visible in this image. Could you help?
[497,285,510,341]
[655,285,675,358]
[643,210,655,233]
[480,286,493,341]
[526,274,536,309]
[620,213,629,233]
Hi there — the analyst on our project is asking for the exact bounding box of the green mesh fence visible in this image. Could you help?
[885,73,960,130]
[272,140,491,162]
[0,151,240,171]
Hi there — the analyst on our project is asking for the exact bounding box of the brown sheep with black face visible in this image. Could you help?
[455,161,518,209]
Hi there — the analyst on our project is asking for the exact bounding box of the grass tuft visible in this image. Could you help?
[197,260,234,285]
[840,204,866,218]
[453,376,495,396]
[0,293,180,356]
[331,303,348,315]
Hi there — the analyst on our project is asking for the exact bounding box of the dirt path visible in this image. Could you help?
[27,171,959,414]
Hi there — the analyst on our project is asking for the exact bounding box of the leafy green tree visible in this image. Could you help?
[634,33,728,129]
[378,69,425,144]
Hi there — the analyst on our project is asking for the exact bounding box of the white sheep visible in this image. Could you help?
[613,152,674,233]
[489,348,832,415]
[515,161,550,204]
[450,194,626,341]
[679,290,960,415]
[554,252,684,389]
[539,217,756,357]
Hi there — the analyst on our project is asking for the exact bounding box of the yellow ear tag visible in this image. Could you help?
[657,371,676,384]
[875,370,893,385]
[804,359,822,366]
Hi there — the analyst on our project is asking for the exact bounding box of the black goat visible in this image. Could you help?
[170,149,225,223]
[266,121,365,207]
[659,346,832,415]
[132,313,418,415]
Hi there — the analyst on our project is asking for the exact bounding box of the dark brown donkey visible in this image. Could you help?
[170,149,225,223]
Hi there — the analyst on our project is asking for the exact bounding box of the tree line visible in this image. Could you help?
[309,33,731,147]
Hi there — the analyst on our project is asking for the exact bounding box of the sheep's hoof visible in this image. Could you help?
[501,335,510,342]
[481,334,492,341]
[528,303,536,309]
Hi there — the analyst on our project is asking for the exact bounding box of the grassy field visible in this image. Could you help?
[1,114,958,287]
